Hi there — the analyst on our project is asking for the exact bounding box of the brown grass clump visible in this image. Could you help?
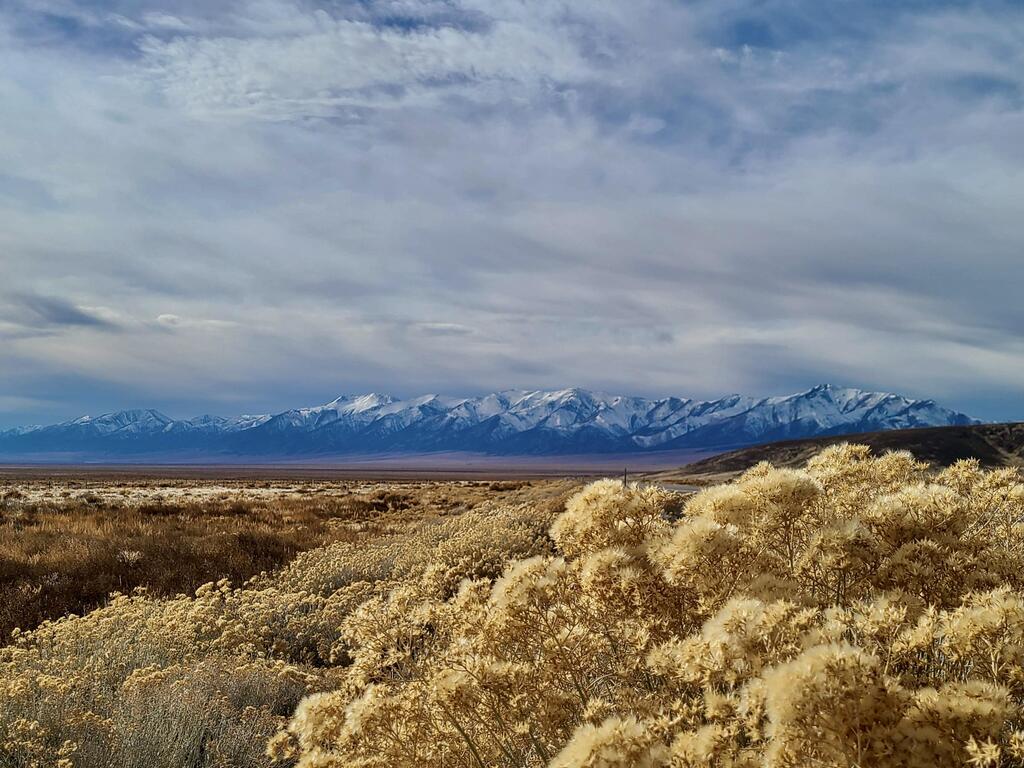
[273,446,1024,768]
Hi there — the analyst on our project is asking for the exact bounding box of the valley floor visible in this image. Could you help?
[0,474,579,642]
[0,447,717,477]
[4,445,1024,767]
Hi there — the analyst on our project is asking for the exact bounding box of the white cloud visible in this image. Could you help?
[0,0,1022,425]
[133,1,594,120]
[140,12,192,31]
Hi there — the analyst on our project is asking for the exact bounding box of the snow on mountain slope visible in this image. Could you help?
[0,425,43,437]
[0,385,978,456]
[60,409,176,436]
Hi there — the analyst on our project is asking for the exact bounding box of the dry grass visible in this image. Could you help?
[19,450,1024,768]
[0,477,554,643]
[0,476,577,768]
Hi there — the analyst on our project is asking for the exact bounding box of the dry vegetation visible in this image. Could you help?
[0,478,546,644]
[5,446,1024,767]
[0,476,574,768]
[654,421,1024,487]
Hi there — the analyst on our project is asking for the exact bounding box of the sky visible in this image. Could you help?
[1,0,1022,427]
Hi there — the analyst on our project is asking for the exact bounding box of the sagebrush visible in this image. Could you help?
[6,448,1024,767]
[0,481,569,767]
[273,446,1024,768]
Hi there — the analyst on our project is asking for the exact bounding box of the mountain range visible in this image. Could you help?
[0,385,978,460]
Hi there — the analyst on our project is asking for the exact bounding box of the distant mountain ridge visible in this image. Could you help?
[653,422,1024,485]
[0,385,978,459]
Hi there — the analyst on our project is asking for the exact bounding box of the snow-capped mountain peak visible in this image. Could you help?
[0,385,978,457]
[325,393,396,411]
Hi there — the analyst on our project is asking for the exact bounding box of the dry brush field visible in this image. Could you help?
[0,476,558,645]
[0,474,577,767]
[5,446,1024,768]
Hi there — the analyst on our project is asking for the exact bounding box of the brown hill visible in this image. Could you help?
[652,422,1024,485]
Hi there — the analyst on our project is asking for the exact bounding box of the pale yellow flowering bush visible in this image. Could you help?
[277,446,1024,768]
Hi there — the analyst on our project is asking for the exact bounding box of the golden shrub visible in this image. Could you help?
[276,448,1024,768]
[8,452,1024,767]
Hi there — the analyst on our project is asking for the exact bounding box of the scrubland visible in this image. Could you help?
[5,446,1024,767]
[0,478,537,644]
[0,476,572,767]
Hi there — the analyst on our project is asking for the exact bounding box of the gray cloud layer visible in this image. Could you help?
[1,0,1022,426]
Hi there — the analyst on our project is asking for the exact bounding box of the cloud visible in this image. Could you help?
[132,3,594,121]
[0,0,1022,427]
[5,294,120,332]
[414,322,476,337]
[153,313,239,331]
